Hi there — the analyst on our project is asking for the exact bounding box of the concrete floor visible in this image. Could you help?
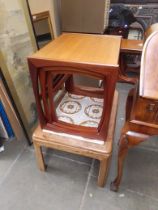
[0,83,158,210]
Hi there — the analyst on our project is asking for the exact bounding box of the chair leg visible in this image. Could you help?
[110,134,129,191]
[125,88,135,121]
[97,157,110,187]
[34,141,46,171]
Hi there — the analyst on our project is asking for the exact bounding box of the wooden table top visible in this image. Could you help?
[29,33,122,67]
[121,39,143,53]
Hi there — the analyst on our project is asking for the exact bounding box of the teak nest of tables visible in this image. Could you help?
[28,33,121,187]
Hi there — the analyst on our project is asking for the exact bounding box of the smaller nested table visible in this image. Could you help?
[33,90,118,187]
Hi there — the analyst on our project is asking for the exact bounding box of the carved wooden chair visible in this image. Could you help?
[28,33,120,187]
[111,31,158,191]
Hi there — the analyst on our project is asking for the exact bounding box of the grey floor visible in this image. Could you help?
[1,83,158,210]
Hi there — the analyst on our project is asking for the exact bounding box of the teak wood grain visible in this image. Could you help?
[29,33,121,67]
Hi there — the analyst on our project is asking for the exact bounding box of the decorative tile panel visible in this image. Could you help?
[56,93,103,127]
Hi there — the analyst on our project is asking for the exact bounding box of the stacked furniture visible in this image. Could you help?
[28,33,121,187]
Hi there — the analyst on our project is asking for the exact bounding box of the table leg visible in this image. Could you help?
[98,157,110,187]
[110,134,129,191]
[34,141,46,171]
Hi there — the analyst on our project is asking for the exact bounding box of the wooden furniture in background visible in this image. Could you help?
[61,0,110,34]
[119,39,143,84]
[119,23,158,84]
[32,11,54,48]
[111,31,158,191]
[0,74,27,142]
[120,39,143,53]
[28,33,121,186]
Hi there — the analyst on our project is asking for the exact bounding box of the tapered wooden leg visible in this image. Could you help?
[97,157,110,187]
[110,134,129,191]
[34,142,46,171]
